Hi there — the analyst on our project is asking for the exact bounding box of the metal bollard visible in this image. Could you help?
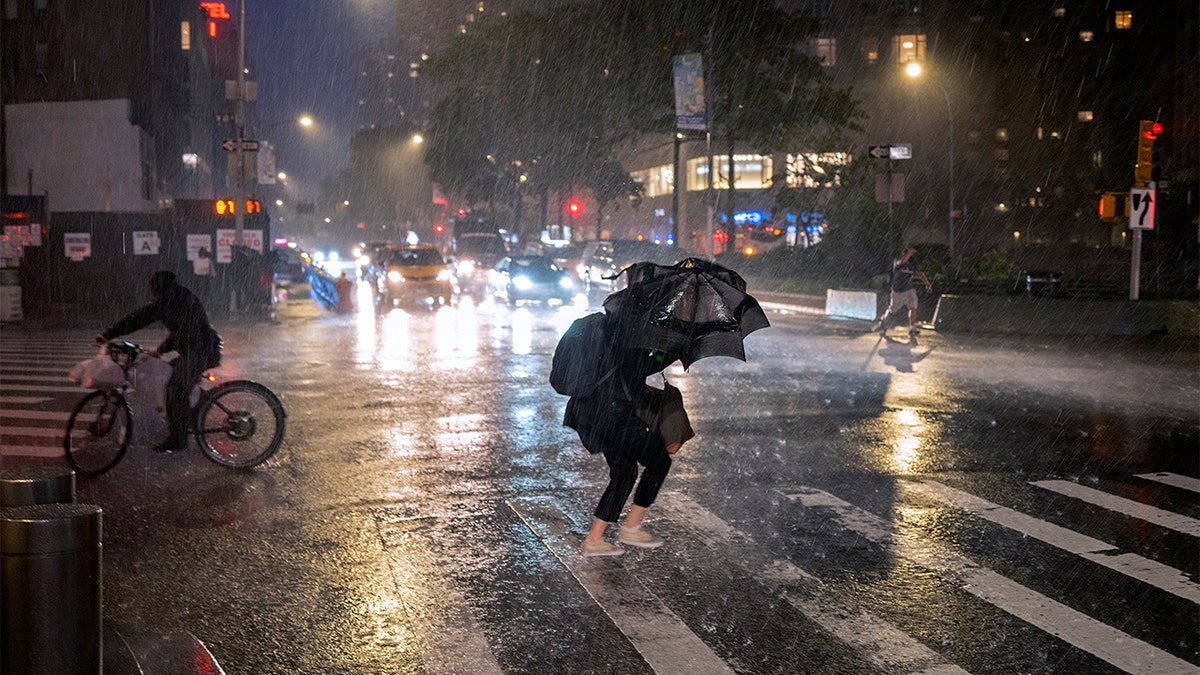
[1,503,103,675]
[0,467,75,507]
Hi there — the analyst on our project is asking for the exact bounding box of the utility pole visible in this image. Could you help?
[672,132,681,247]
[234,0,247,248]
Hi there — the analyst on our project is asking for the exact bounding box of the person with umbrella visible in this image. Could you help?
[564,258,769,556]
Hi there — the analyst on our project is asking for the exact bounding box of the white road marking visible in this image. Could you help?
[900,479,1200,603]
[0,410,74,421]
[373,514,504,675]
[0,373,71,382]
[1135,473,1200,494]
[781,486,1199,675]
[1032,480,1200,537]
[509,497,735,675]
[0,383,91,393]
[0,396,53,405]
[660,492,971,675]
[0,444,63,457]
[2,426,66,437]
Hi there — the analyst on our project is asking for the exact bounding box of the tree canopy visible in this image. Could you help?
[422,0,863,238]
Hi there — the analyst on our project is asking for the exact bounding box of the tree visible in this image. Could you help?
[421,1,863,245]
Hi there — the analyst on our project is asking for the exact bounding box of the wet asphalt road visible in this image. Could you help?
[1,280,1197,674]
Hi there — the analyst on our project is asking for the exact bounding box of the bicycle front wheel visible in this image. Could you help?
[194,380,286,468]
[64,390,132,476]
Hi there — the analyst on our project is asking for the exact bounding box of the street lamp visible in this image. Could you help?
[905,62,956,261]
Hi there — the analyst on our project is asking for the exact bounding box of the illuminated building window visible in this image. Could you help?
[477,2,485,12]
[995,148,1009,161]
[1077,110,1093,122]
[816,38,836,66]
[1053,7,1066,17]
[1115,11,1132,29]
[861,37,879,63]
[1079,30,1094,42]
[995,128,1009,142]
[892,34,925,63]
[786,152,852,188]
[630,165,674,198]
[181,21,191,51]
[686,155,774,191]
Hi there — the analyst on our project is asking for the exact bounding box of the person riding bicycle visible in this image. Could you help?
[97,270,222,452]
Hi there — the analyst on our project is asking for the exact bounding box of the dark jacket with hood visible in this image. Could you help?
[101,271,222,362]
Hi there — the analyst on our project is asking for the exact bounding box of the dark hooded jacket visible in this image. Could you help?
[101,271,222,363]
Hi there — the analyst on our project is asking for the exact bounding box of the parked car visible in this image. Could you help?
[376,244,457,308]
[450,232,509,295]
[488,255,576,305]
[577,239,691,292]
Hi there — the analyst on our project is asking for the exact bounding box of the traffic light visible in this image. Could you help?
[1098,192,1130,222]
[566,198,583,218]
[1134,120,1162,187]
[433,223,445,234]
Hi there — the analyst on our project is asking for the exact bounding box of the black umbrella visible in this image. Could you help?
[602,258,770,368]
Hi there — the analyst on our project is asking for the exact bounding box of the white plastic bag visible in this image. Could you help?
[129,354,172,413]
[68,348,126,390]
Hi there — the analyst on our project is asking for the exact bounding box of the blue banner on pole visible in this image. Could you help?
[673,54,706,130]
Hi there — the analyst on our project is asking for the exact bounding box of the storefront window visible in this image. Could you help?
[629,165,674,198]
[685,155,773,191]
[786,152,852,188]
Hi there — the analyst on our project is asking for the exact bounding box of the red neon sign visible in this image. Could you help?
[200,2,230,19]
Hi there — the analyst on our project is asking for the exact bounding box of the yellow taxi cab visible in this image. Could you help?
[376,244,457,307]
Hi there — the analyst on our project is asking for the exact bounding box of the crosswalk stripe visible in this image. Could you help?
[659,492,971,675]
[0,444,63,458]
[0,374,71,382]
[373,511,505,675]
[0,383,92,393]
[0,366,78,373]
[1135,472,1200,494]
[0,410,74,421]
[0,396,54,405]
[509,497,736,675]
[3,426,66,437]
[1032,480,1200,537]
[900,479,1200,602]
[782,486,1200,675]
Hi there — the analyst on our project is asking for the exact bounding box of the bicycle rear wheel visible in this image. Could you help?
[194,380,286,468]
[64,390,132,476]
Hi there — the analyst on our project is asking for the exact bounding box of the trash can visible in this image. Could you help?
[0,467,75,507]
[1023,270,1062,298]
[1,503,103,675]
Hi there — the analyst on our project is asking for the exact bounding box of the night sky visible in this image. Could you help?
[243,0,396,198]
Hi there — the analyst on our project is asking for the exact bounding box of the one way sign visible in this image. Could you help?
[868,145,890,158]
[222,139,260,152]
[1129,188,1156,230]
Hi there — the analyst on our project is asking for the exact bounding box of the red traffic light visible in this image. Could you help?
[433,223,445,234]
[566,198,583,217]
[1143,122,1163,140]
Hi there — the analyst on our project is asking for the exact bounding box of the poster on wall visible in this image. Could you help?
[215,229,263,263]
[64,233,91,261]
[187,234,213,261]
[132,231,161,255]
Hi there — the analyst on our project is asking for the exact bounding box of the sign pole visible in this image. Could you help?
[234,0,246,249]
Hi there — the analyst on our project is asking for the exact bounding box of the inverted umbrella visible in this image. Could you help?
[602,258,770,368]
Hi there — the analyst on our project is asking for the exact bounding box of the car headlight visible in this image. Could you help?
[387,270,403,282]
[512,276,533,291]
[437,269,452,281]
[456,260,475,276]
[576,264,587,278]
[313,251,326,263]
[559,277,574,290]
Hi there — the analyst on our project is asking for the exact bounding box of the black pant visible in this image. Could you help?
[164,349,213,444]
[592,410,672,523]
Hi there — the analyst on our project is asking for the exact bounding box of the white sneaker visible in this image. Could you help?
[617,527,664,549]
[580,540,624,557]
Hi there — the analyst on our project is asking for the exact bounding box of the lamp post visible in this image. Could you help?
[905,62,955,261]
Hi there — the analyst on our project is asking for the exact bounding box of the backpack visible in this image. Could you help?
[549,312,615,397]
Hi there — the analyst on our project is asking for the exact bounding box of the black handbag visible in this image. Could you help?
[635,378,695,447]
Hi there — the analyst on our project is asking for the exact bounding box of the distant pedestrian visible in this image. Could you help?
[873,246,932,338]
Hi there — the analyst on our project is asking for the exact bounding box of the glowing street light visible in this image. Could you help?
[905,63,956,260]
[298,115,314,127]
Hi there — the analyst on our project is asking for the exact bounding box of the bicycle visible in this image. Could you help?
[63,341,286,476]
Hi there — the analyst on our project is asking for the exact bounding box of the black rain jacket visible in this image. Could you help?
[102,274,222,364]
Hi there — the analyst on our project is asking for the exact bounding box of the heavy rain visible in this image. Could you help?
[1,1,1197,673]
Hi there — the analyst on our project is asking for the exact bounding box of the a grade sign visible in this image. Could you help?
[1129,188,1156,230]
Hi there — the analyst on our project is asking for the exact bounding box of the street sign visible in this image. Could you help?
[868,145,890,159]
[1129,187,1156,230]
[222,139,260,152]
[889,143,912,160]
